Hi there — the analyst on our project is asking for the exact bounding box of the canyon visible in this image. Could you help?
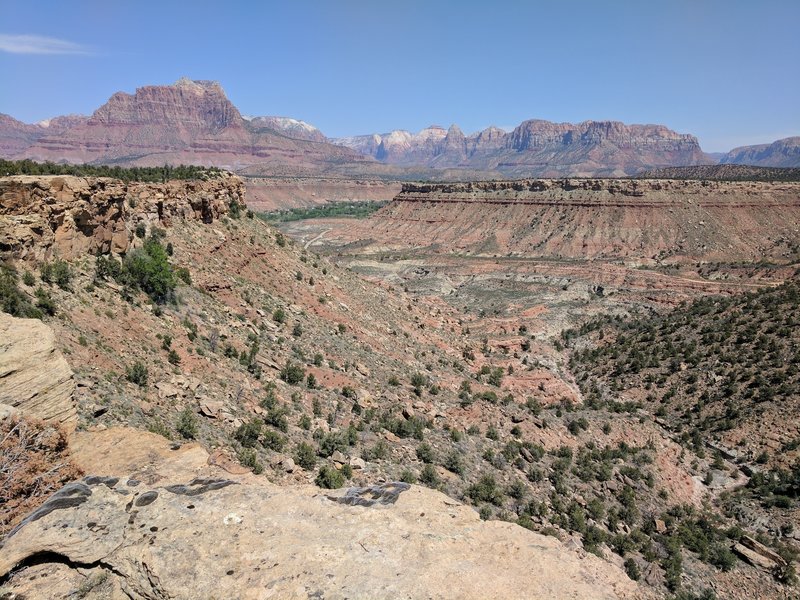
[1,169,799,599]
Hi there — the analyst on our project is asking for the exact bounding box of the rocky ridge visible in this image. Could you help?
[315,178,800,263]
[720,136,800,168]
[0,172,245,260]
[334,120,711,177]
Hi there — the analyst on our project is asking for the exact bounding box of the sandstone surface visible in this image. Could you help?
[0,427,651,600]
[0,312,76,429]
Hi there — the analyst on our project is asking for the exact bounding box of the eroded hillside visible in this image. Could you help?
[1,172,798,599]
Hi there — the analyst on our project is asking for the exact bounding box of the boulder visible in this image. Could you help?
[0,313,76,430]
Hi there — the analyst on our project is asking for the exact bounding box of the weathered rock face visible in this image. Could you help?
[0,313,76,429]
[9,78,371,172]
[0,173,245,261]
[0,113,88,157]
[348,178,800,263]
[721,136,800,168]
[0,428,650,600]
[334,120,710,177]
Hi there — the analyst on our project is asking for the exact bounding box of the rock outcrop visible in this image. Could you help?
[720,136,800,168]
[0,428,650,600]
[0,313,76,429]
[0,173,245,261]
[334,120,711,177]
[343,178,800,263]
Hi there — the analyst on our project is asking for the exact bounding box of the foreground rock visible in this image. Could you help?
[0,428,650,600]
[0,312,76,429]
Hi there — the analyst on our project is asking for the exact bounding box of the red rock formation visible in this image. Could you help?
[334,178,800,263]
[335,120,711,176]
[11,79,372,172]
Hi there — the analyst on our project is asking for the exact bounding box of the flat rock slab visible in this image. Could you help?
[0,476,650,600]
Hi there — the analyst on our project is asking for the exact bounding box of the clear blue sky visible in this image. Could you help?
[0,0,798,151]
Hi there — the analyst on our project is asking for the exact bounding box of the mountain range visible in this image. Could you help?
[1,78,797,177]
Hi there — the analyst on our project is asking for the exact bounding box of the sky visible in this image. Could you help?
[0,0,798,152]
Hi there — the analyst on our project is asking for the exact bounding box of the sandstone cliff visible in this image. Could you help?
[334,120,711,177]
[0,172,245,261]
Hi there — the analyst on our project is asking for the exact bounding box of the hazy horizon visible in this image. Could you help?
[1,0,798,152]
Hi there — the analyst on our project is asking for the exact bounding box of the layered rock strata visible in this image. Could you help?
[0,173,246,261]
[362,178,800,263]
[0,313,76,429]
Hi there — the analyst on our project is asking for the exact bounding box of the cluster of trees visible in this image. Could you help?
[0,159,225,182]
[261,200,388,224]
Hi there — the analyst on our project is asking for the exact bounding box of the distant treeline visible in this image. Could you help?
[261,200,389,223]
[0,159,226,182]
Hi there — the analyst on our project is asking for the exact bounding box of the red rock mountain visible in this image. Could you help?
[2,78,715,177]
[720,136,800,168]
[0,114,88,157]
[5,79,371,172]
[334,119,712,177]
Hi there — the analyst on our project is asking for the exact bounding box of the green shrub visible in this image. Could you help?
[21,271,35,286]
[237,448,263,474]
[40,259,72,289]
[416,442,435,463]
[125,361,148,387]
[419,464,440,487]
[167,349,181,365]
[315,465,345,489]
[261,429,286,451]
[399,469,417,484]
[234,419,263,448]
[0,263,42,319]
[295,442,317,470]
[272,308,286,324]
[122,237,176,303]
[443,451,465,476]
[34,287,57,316]
[624,558,640,581]
[176,407,198,439]
[467,474,505,505]
[280,360,305,385]
[175,267,191,285]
